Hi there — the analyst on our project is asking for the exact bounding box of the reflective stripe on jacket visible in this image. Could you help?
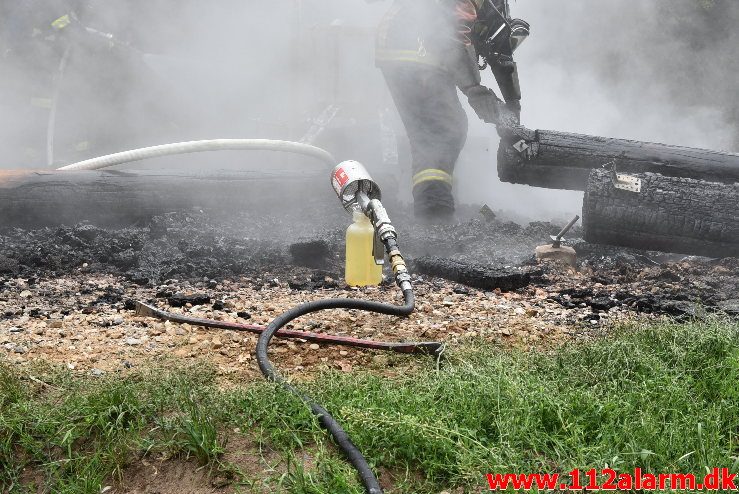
[375,0,484,89]
[376,0,459,68]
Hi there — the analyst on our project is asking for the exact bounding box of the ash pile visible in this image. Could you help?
[1,204,737,321]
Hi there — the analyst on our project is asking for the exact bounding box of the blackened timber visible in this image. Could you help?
[498,127,739,191]
[0,168,324,228]
[583,169,739,258]
[414,256,542,291]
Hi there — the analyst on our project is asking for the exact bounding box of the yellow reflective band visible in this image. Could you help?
[412,168,453,187]
[51,14,71,30]
[375,49,442,68]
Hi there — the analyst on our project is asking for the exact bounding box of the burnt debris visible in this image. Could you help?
[414,257,542,292]
[0,208,737,319]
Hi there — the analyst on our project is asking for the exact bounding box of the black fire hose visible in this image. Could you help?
[256,289,415,494]
[256,226,416,494]
[137,259,419,493]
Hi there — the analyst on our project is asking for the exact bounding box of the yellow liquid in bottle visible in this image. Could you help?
[345,211,383,287]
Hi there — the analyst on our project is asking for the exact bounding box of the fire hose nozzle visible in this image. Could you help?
[331,161,391,266]
[331,160,382,213]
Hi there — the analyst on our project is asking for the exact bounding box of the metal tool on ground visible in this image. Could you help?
[536,214,580,267]
[135,301,441,355]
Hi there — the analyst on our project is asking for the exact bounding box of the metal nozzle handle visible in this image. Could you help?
[550,215,580,246]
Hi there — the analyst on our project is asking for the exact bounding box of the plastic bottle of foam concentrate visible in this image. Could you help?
[345,210,383,287]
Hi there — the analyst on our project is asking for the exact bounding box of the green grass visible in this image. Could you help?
[1,318,738,493]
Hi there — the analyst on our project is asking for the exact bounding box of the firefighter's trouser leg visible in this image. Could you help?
[381,64,468,218]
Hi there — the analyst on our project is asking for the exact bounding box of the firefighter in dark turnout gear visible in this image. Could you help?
[0,1,84,165]
[376,0,528,221]
[1,1,154,166]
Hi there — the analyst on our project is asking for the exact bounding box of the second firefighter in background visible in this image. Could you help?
[375,0,529,221]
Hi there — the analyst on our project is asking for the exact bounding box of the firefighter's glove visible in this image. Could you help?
[464,85,502,124]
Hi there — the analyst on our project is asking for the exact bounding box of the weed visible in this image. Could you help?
[169,392,226,465]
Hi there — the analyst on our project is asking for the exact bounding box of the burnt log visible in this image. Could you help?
[498,127,739,191]
[289,239,332,269]
[414,256,542,292]
[583,168,739,258]
[0,168,324,228]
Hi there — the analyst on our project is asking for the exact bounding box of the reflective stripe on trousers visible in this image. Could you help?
[412,168,453,187]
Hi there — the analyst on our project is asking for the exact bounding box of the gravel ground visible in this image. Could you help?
[0,273,578,377]
[0,267,712,380]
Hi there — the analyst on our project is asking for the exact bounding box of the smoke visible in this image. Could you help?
[515,0,738,148]
[1,0,736,220]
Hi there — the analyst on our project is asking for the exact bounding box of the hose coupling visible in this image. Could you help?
[397,276,413,292]
[377,224,397,242]
[367,199,395,234]
[390,250,412,289]
[390,253,407,273]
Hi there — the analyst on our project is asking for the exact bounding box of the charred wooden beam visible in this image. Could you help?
[414,256,542,292]
[289,239,332,269]
[583,168,739,258]
[0,168,324,228]
[498,127,739,191]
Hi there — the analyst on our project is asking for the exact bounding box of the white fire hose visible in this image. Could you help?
[56,139,336,171]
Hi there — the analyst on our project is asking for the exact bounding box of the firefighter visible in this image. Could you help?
[375,0,529,221]
[0,0,89,166]
[1,1,151,166]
